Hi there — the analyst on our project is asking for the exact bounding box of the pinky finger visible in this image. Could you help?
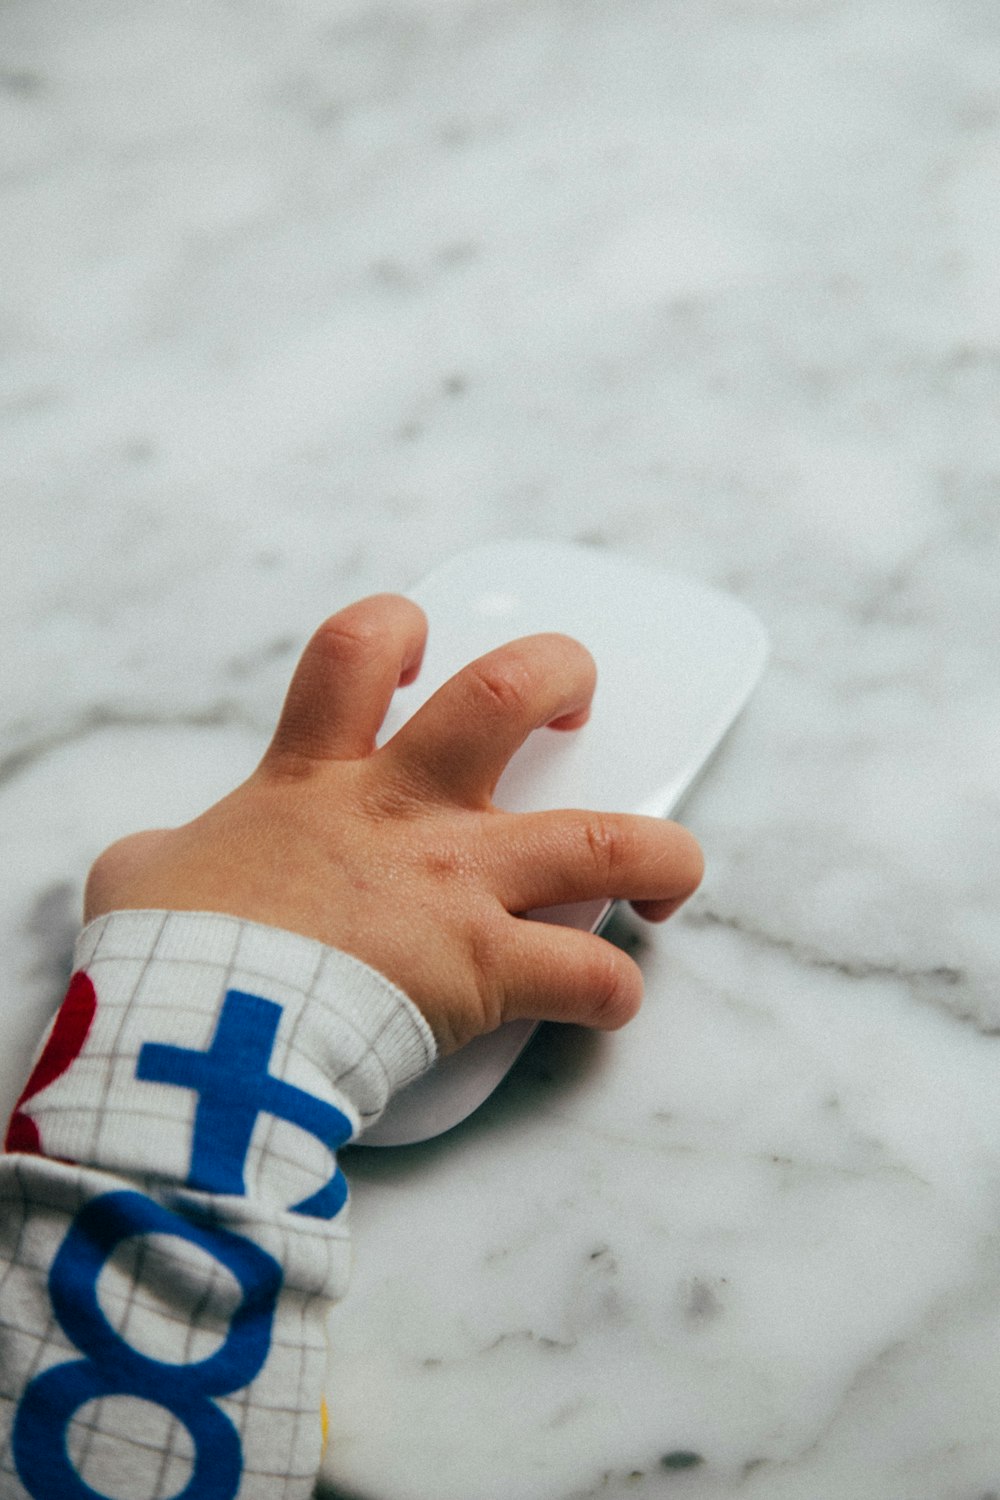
[492,915,645,1032]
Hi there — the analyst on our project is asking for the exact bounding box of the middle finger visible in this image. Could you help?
[381,633,596,807]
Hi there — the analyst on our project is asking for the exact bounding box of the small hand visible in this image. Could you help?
[84,594,704,1054]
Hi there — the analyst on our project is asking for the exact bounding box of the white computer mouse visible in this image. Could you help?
[360,539,768,1146]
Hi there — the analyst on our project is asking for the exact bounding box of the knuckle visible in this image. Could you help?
[465,914,505,1035]
[582,814,627,882]
[466,657,532,720]
[289,594,427,702]
[312,612,382,664]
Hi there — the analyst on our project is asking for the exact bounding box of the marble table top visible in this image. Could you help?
[2,1,999,1496]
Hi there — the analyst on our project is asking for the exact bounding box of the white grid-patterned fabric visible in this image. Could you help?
[0,910,436,1500]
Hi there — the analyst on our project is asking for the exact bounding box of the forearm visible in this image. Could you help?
[0,910,435,1500]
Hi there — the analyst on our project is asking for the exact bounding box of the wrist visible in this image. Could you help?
[64,911,437,1161]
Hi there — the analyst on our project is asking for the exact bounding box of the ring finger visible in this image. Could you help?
[486,808,705,916]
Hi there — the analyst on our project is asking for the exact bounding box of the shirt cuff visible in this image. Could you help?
[22,910,438,1194]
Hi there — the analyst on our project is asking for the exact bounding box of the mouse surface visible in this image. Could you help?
[360,540,768,1146]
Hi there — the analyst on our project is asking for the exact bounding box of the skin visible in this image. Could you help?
[84,594,705,1055]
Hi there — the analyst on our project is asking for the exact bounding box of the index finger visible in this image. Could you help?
[264,595,427,766]
[380,633,596,807]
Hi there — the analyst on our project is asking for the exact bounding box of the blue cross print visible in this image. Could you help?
[138,990,351,1218]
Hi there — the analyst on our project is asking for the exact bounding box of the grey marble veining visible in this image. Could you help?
[2,1,999,1496]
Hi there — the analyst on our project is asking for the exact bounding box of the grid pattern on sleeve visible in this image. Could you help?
[0,909,436,1499]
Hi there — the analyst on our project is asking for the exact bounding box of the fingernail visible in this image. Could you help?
[547,705,591,731]
[398,651,425,687]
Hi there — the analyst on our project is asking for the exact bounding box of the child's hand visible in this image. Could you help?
[84,595,704,1053]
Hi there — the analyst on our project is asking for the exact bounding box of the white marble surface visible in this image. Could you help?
[2,0,1000,1496]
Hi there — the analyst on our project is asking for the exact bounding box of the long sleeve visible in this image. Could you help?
[0,909,437,1500]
